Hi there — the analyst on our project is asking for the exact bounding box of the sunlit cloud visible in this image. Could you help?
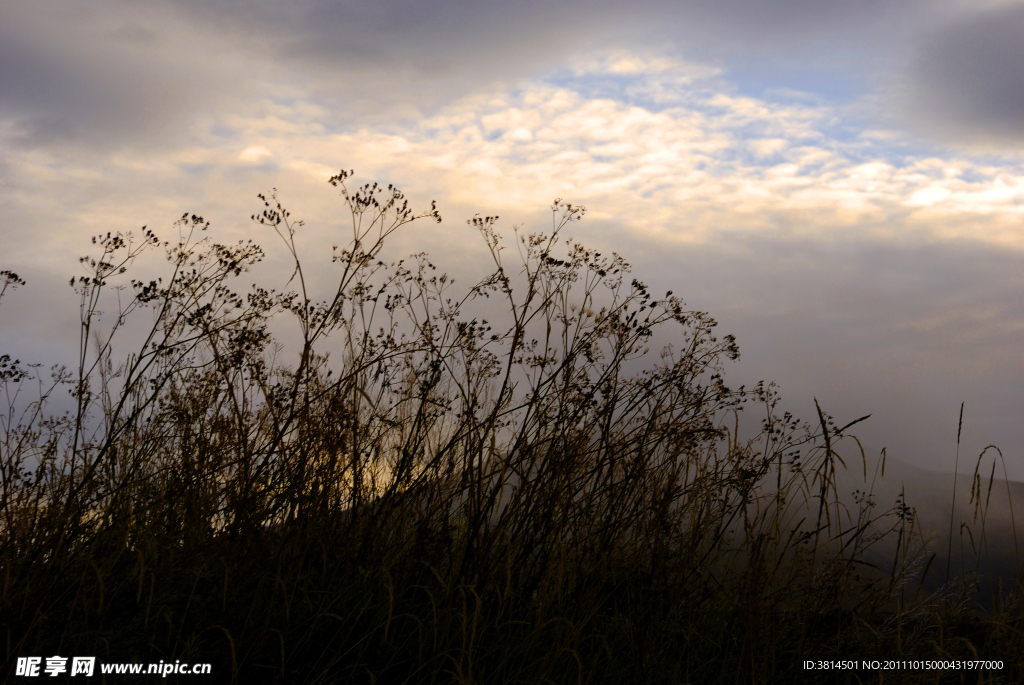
[239,146,274,164]
[213,51,1024,248]
[7,48,1024,263]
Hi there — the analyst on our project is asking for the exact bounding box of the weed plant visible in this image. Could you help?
[1,172,1021,683]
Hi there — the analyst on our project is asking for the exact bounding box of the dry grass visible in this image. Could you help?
[1,171,1021,683]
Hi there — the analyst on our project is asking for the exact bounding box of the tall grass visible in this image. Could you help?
[1,171,1021,683]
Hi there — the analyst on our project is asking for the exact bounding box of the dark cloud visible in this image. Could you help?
[903,3,1024,147]
[163,0,930,106]
[0,0,249,153]
[580,223,1024,481]
[7,115,78,149]
[167,0,925,58]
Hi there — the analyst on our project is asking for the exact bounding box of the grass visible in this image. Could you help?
[1,170,1021,683]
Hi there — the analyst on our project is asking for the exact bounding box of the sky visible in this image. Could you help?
[1,0,1022,486]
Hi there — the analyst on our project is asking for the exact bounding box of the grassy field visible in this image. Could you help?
[2,171,1021,683]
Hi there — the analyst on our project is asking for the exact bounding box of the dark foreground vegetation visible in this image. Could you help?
[1,171,1021,683]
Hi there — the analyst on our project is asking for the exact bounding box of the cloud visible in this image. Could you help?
[8,45,1024,264]
[901,3,1024,148]
[0,0,255,153]
[666,234,1024,479]
[0,0,946,159]
[281,59,1024,249]
[239,146,274,164]
[166,0,932,62]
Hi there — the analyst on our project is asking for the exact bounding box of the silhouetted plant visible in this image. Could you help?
[0,171,1019,684]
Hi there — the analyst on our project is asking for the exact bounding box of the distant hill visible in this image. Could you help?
[842,455,1024,607]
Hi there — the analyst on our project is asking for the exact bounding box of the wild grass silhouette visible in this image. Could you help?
[1,171,1021,683]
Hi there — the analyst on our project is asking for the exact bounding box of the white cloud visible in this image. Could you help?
[251,59,1022,249]
[239,146,273,164]
[6,47,1024,261]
